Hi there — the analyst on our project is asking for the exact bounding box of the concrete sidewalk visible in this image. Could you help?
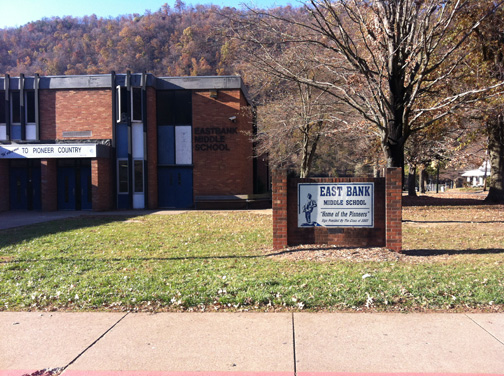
[1,312,503,376]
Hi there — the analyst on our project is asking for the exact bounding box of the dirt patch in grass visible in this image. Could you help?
[266,244,504,264]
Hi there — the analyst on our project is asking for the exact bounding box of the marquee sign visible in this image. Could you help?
[0,144,98,159]
[298,183,374,228]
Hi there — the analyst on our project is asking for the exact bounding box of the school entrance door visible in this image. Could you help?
[158,167,193,208]
[57,159,92,210]
[9,160,41,210]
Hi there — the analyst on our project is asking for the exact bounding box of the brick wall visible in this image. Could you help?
[146,86,158,209]
[272,168,402,252]
[386,167,402,252]
[272,172,288,250]
[41,159,57,211]
[192,89,254,196]
[92,158,113,211]
[0,160,9,212]
[40,89,112,141]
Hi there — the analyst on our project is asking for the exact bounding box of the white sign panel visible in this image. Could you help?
[298,183,374,228]
[0,144,97,159]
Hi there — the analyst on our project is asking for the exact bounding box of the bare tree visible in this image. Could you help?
[232,0,504,172]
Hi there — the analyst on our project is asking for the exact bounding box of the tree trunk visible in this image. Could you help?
[299,122,322,178]
[485,114,504,203]
[382,139,405,189]
[419,166,427,193]
[408,164,417,196]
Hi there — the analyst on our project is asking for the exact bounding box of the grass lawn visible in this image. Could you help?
[1,202,503,313]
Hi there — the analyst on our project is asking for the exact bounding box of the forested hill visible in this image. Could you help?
[0,3,265,78]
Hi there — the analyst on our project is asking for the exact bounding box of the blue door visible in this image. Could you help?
[9,161,41,210]
[158,167,193,208]
[58,166,77,210]
[57,161,92,210]
[80,165,92,210]
[10,167,28,210]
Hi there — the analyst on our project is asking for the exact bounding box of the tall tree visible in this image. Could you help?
[471,3,504,202]
[232,0,504,171]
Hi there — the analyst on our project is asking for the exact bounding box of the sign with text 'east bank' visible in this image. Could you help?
[298,183,374,228]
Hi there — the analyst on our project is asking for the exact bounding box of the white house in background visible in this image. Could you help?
[461,161,490,187]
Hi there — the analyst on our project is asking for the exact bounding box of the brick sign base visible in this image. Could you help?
[272,168,402,252]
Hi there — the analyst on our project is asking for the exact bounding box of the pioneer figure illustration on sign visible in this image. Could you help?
[302,193,318,226]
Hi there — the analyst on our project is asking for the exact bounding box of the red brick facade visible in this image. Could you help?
[0,74,263,212]
[40,159,57,211]
[92,158,113,211]
[40,89,112,140]
[272,168,402,252]
[192,89,254,196]
[146,86,158,209]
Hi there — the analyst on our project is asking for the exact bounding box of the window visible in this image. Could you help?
[116,86,127,123]
[134,160,144,193]
[26,91,35,123]
[157,90,192,166]
[0,92,5,123]
[156,91,192,125]
[158,125,192,165]
[117,86,142,123]
[0,92,5,140]
[118,160,129,193]
[11,92,20,124]
[132,87,142,122]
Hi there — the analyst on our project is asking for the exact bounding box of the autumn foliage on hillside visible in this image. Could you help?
[0,2,250,77]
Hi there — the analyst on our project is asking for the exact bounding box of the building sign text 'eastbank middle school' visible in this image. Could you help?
[298,183,374,228]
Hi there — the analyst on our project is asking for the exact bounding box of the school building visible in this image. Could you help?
[0,72,270,212]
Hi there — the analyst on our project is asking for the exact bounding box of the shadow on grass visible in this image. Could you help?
[403,219,504,224]
[402,196,489,207]
[0,214,148,249]
[402,248,504,257]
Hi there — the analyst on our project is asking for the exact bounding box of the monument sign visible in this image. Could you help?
[298,183,374,228]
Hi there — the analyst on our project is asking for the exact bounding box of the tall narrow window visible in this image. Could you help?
[26,91,35,123]
[134,160,144,193]
[11,92,20,124]
[0,92,5,123]
[118,160,129,193]
[25,91,37,140]
[10,92,21,139]
[116,86,128,123]
[0,92,5,140]
[132,87,142,122]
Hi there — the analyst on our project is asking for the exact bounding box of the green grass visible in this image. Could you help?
[1,209,503,312]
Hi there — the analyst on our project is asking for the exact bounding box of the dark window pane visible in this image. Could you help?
[134,160,143,192]
[132,88,142,121]
[157,125,175,165]
[156,91,192,125]
[118,160,129,193]
[0,92,5,122]
[11,92,20,123]
[173,91,192,125]
[26,91,35,123]
[11,124,21,139]
[117,87,128,123]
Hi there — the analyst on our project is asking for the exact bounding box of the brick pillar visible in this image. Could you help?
[41,159,58,211]
[92,158,113,211]
[386,167,402,252]
[0,160,9,212]
[272,169,288,250]
[146,87,158,209]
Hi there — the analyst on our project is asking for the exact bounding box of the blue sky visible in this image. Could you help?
[1,0,298,28]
